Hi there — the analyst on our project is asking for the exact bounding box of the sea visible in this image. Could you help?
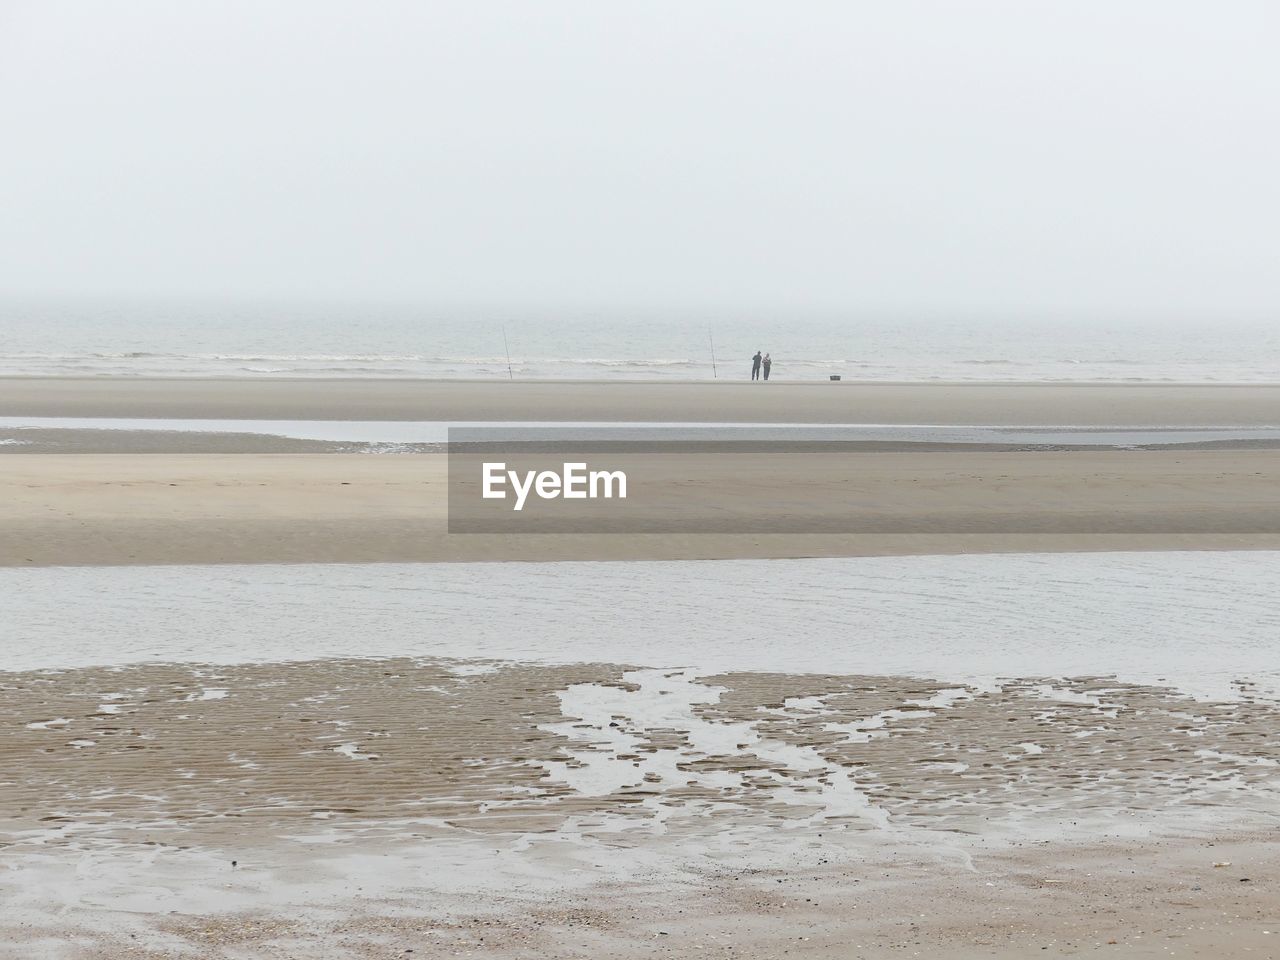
[2,297,1279,382]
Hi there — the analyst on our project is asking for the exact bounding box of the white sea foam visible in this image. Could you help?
[4,553,1279,700]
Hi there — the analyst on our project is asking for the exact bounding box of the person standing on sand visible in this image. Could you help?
[762,353,772,381]
[751,351,762,380]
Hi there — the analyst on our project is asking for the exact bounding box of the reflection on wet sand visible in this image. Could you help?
[5,658,1279,852]
[6,657,1280,958]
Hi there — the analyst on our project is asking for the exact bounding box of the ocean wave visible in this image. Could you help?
[0,352,897,368]
[1,350,1279,383]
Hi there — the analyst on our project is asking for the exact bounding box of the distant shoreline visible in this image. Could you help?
[4,376,1280,425]
[7,373,1280,385]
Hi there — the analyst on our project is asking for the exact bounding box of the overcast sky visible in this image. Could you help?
[1,1,1277,320]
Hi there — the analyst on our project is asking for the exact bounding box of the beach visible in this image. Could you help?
[4,449,1280,565]
[3,378,1280,958]
[10,2,1278,951]
[5,553,1280,958]
[6,376,1280,424]
[5,379,1280,565]
[5,654,1280,959]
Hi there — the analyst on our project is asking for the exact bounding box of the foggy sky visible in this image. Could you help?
[1,1,1278,319]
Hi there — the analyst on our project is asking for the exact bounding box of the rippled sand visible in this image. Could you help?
[2,660,1280,957]
[8,658,1280,843]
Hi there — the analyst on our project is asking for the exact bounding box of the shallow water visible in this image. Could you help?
[3,416,1280,447]
[5,553,1279,699]
[5,553,1280,931]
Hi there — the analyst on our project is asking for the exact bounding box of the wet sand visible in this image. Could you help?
[0,427,365,455]
[6,376,1280,425]
[9,831,1280,959]
[3,657,1279,958]
[5,378,1280,956]
[3,449,1280,564]
[6,658,1277,843]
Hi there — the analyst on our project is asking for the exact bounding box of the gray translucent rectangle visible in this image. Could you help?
[446,427,1280,534]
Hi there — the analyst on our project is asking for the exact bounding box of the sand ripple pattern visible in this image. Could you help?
[4,659,1280,855]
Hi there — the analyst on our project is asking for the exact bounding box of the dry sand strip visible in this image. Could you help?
[3,659,1280,958]
[5,376,1280,424]
[4,450,1280,564]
